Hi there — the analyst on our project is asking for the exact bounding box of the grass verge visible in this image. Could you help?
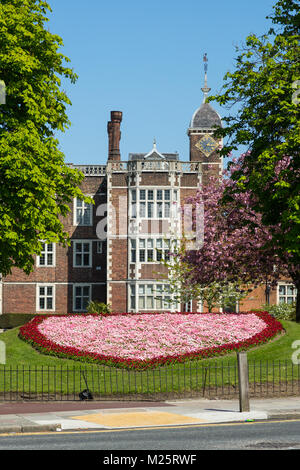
[0,320,299,398]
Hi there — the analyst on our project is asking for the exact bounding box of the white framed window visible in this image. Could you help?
[37,243,55,267]
[278,283,297,304]
[130,238,171,263]
[73,241,92,267]
[129,283,172,311]
[36,284,55,311]
[73,284,91,312]
[129,188,178,220]
[184,300,193,312]
[74,198,93,226]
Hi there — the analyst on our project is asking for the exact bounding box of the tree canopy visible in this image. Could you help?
[0,0,89,276]
[210,0,299,260]
[208,0,300,319]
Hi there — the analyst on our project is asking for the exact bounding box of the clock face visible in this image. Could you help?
[195,134,218,157]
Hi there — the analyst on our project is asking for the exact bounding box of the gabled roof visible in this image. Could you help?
[144,140,165,160]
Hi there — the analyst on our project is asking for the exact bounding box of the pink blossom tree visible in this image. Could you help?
[168,155,299,315]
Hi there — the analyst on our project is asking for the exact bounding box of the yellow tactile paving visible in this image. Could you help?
[71,411,204,427]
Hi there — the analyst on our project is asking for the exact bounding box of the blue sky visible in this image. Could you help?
[47,0,275,166]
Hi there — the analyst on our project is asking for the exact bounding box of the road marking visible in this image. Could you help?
[71,411,204,427]
[1,418,300,437]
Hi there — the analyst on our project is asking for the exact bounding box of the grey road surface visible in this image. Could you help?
[0,419,300,452]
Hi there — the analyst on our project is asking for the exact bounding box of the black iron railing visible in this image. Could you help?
[0,360,299,401]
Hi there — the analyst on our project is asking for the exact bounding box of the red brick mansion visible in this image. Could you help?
[0,90,296,315]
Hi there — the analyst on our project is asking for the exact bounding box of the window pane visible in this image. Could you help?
[39,298,45,310]
[287,297,294,304]
[147,250,153,262]
[139,239,146,248]
[131,190,136,202]
[130,285,135,295]
[39,254,45,266]
[139,250,145,262]
[164,190,170,200]
[157,190,163,200]
[83,243,90,252]
[140,190,145,200]
[76,210,83,225]
[138,285,145,295]
[47,287,53,296]
[83,254,90,266]
[83,297,89,310]
[279,285,286,295]
[76,254,82,266]
[76,298,82,310]
[157,202,163,218]
[39,287,45,296]
[47,254,53,265]
[76,286,82,296]
[84,206,91,224]
[164,202,170,217]
[138,297,145,309]
[147,296,154,308]
[146,285,153,295]
[140,202,146,217]
[76,243,82,252]
[131,203,137,218]
[131,250,136,262]
[46,297,53,310]
[279,297,285,304]
[147,239,153,248]
[83,286,90,296]
[148,202,154,218]
[287,286,294,296]
[148,190,154,200]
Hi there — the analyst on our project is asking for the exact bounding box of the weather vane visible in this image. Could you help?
[201,53,211,103]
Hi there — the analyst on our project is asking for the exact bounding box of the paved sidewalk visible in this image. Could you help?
[0,396,300,433]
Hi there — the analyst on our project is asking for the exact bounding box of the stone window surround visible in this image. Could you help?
[36,242,56,267]
[73,283,92,312]
[36,283,55,312]
[73,240,92,268]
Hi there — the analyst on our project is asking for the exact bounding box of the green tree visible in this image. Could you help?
[0,0,89,276]
[210,0,300,320]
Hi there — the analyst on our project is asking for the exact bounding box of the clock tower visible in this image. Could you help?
[188,54,223,182]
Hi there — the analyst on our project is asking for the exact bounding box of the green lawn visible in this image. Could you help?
[0,320,299,398]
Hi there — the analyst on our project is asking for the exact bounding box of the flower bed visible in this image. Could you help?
[18,311,284,369]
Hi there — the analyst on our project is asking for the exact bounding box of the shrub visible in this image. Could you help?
[261,303,296,321]
[86,301,112,315]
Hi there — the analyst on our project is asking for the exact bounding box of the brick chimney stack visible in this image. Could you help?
[107,111,122,161]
